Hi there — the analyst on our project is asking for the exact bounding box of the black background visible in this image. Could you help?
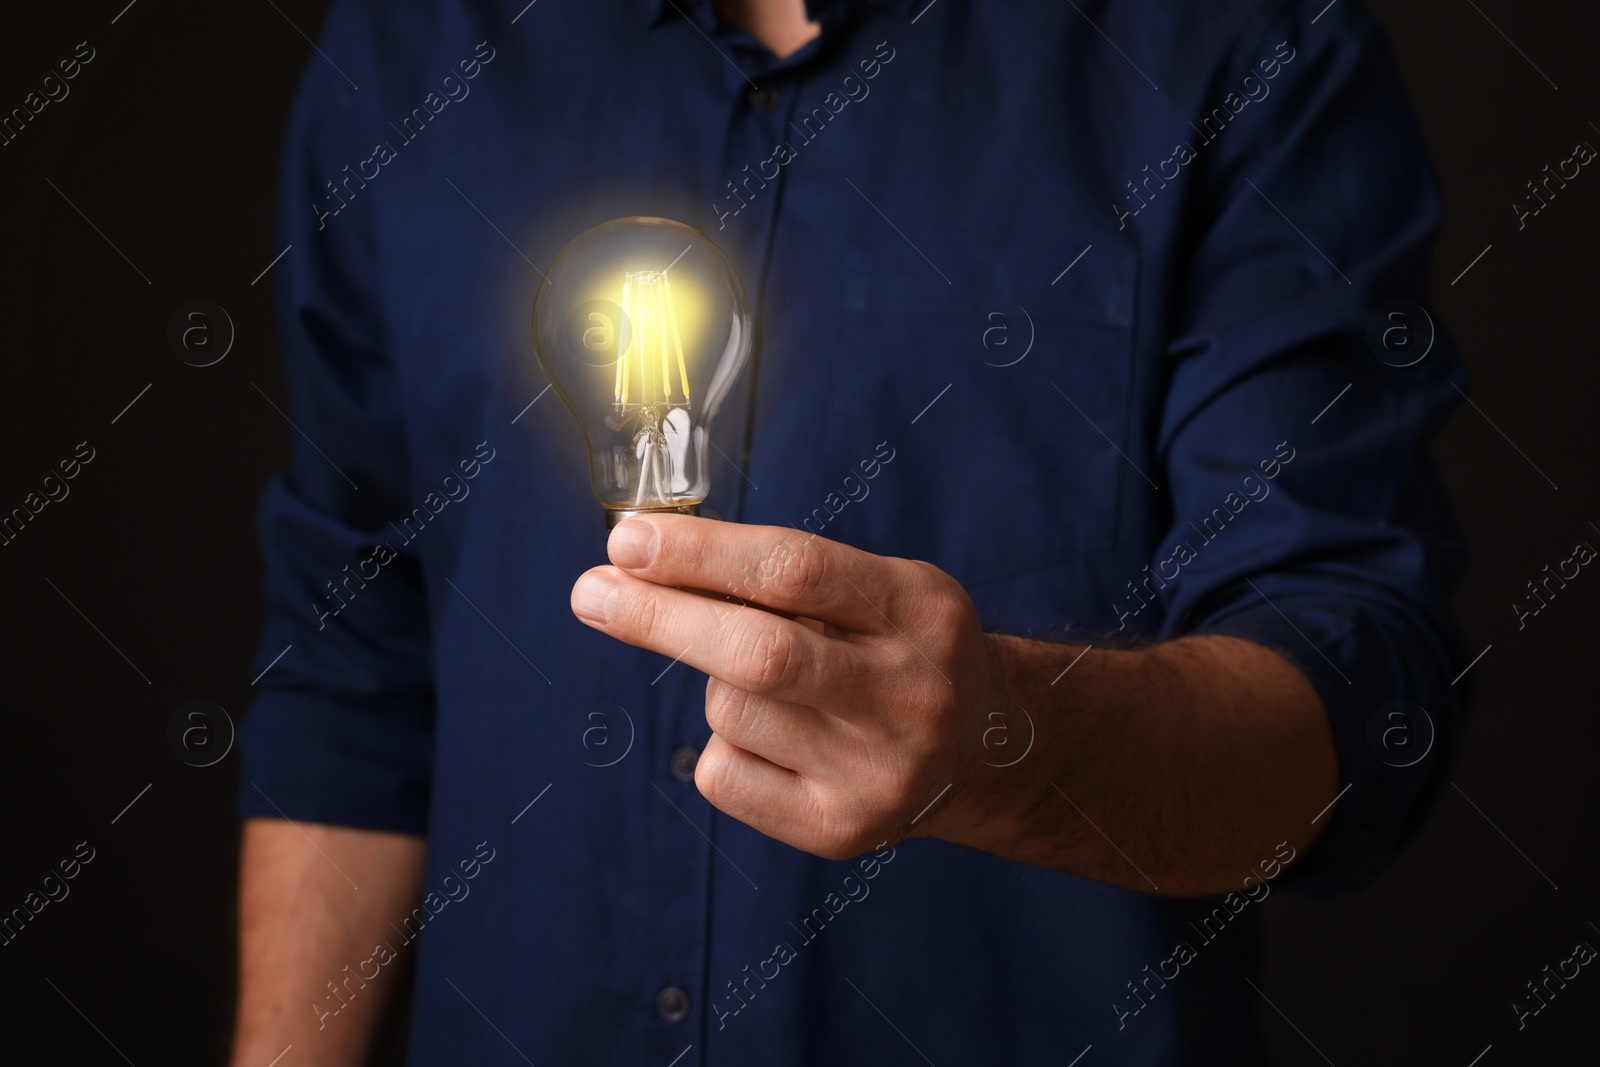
[1,1,1595,1064]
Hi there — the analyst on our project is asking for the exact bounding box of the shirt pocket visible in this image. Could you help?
[823,301,1139,591]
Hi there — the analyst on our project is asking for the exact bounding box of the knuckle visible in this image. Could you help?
[704,680,756,738]
[915,560,961,608]
[693,743,737,806]
[750,536,796,593]
[732,620,802,693]
[770,536,829,604]
[928,598,972,650]
[904,563,974,643]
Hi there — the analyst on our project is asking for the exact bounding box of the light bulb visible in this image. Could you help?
[532,216,754,528]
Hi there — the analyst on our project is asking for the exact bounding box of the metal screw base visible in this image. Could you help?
[605,504,700,530]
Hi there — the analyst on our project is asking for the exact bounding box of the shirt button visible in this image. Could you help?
[670,746,700,782]
[656,986,691,1022]
[747,85,780,113]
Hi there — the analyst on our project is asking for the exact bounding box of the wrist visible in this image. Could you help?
[921,632,1059,854]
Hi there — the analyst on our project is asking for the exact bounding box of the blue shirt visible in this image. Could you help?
[238,0,1473,1062]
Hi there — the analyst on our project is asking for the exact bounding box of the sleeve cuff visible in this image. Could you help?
[1189,588,1470,896]
[235,689,434,837]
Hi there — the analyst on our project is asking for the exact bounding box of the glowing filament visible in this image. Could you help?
[614,270,691,408]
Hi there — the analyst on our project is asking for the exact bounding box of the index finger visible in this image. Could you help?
[606,515,903,633]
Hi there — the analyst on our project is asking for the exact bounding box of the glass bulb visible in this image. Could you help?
[532,216,753,528]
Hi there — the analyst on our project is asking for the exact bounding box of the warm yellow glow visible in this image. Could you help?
[616,278,630,403]
[614,270,692,408]
[664,272,690,399]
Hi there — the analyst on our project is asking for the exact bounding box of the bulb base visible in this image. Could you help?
[605,504,700,529]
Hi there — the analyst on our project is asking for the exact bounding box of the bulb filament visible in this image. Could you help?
[615,270,691,411]
[613,268,693,507]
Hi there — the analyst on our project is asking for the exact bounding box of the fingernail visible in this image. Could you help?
[572,570,620,623]
[608,519,657,569]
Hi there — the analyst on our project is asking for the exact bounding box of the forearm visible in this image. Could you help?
[935,633,1339,896]
[231,818,428,1067]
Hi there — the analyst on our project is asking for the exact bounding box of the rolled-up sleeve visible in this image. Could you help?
[1153,2,1472,894]
[236,4,435,836]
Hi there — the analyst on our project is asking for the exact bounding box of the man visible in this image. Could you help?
[231,0,1471,1063]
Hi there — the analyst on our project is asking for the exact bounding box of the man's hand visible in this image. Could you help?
[570,515,1340,895]
[570,515,996,858]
